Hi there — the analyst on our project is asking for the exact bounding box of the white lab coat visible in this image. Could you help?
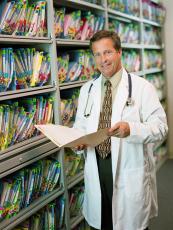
[73,68,168,230]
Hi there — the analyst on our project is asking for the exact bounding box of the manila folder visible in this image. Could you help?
[35,124,108,148]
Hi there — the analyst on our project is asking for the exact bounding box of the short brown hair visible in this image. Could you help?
[90,30,121,52]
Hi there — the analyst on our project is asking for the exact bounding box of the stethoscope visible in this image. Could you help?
[84,73,133,118]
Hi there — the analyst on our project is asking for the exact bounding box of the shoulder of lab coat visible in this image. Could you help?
[125,73,168,144]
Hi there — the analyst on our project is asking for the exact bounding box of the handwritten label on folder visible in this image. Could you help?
[35,124,108,148]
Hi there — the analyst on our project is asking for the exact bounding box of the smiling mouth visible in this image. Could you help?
[101,63,111,68]
[101,65,111,70]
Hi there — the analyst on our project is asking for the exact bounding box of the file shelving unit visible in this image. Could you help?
[0,0,167,229]
[0,1,65,230]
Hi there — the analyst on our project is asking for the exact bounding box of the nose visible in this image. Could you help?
[100,53,108,63]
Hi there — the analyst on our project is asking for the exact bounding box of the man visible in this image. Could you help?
[73,30,168,230]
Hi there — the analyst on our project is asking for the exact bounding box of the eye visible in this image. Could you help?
[104,50,114,56]
[93,53,100,58]
[107,50,112,54]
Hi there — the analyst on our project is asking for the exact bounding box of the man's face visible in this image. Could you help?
[92,38,122,78]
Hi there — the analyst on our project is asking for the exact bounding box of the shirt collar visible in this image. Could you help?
[102,68,122,89]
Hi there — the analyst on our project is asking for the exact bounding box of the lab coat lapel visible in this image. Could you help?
[112,69,129,124]
[90,76,102,132]
[111,69,129,181]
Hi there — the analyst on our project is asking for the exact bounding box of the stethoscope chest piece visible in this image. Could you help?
[126,97,134,106]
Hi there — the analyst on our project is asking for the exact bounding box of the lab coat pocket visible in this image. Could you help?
[124,166,147,202]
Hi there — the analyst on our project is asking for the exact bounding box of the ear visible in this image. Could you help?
[117,49,122,55]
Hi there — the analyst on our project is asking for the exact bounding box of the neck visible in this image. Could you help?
[103,67,123,80]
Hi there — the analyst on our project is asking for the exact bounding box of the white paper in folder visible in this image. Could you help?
[35,124,109,148]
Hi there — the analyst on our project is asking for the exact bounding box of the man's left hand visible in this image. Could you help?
[108,121,130,138]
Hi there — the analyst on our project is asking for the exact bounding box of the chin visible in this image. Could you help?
[103,72,113,78]
[101,69,114,77]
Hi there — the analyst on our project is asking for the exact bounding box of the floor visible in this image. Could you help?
[149,159,173,230]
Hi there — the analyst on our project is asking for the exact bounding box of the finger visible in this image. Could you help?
[108,130,119,137]
[109,123,121,133]
[74,145,82,151]
[109,126,119,133]
[78,144,87,150]
[114,131,120,137]
[77,145,83,151]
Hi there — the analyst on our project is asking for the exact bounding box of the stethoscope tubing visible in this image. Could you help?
[84,73,133,117]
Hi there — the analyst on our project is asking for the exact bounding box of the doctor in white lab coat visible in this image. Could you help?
[74,30,168,230]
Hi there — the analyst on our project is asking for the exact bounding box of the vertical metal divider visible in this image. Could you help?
[0,0,68,229]
[139,0,145,77]
[162,24,168,125]
[104,0,109,29]
[161,21,167,96]
[157,8,168,164]
[47,1,71,229]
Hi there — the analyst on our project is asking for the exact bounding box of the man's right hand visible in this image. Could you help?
[74,144,87,151]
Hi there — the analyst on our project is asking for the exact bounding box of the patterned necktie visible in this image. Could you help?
[96,80,112,159]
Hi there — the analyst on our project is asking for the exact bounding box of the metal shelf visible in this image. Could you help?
[122,43,142,49]
[131,71,144,76]
[54,0,105,11]
[108,8,141,22]
[144,68,164,75]
[142,18,162,27]
[0,35,52,44]
[108,14,133,23]
[70,212,84,229]
[0,85,57,101]
[151,0,159,3]
[0,187,64,230]
[143,44,163,49]
[60,80,88,90]
[0,135,47,157]
[0,136,59,178]
[67,171,84,190]
[56,39,90,46]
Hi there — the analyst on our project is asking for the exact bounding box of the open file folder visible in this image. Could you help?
[35,124,109,148]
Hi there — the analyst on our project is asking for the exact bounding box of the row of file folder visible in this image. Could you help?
[14,197,65,229]
[61,89,79,127]
[144,50,163,69]
[108,0,140,16]
[109,19,140,44]
[0,47,51,92]
[69,184,84,218]
[0,0,47,37]
[146,73,166,101]
[122,50,141,72]
[0,95,54,151]
[57,50,98,84]
[64,148,84,178]
[142,0,165,24]
[0,158,61,221]
[54,8,105,40]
